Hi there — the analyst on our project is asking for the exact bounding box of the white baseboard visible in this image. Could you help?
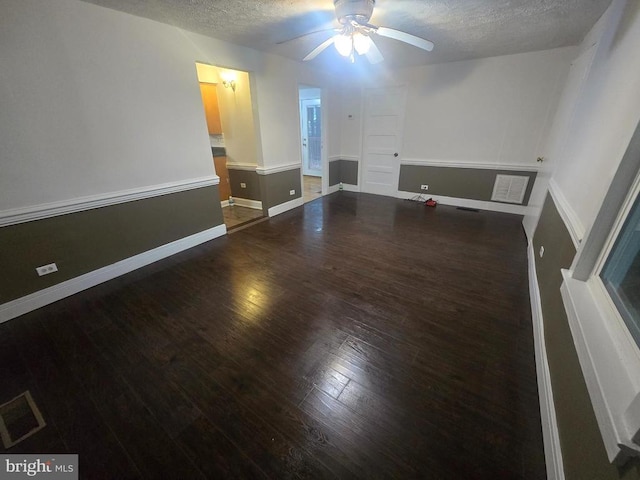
[342,183,360,192]
[221,200,230,208]
[528,241,565,480]
[0,224,227,324]
[396,191,530,215]
[232,197,263,210]
[328,183,359,194]
[268,197,304,217]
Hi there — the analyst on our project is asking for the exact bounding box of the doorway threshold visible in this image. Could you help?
[227,216,269,234]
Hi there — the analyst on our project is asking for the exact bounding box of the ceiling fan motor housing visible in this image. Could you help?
[334,0,375,25]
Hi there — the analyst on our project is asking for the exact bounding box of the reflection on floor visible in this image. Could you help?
[303,175,322,203]
[222,205,264,230]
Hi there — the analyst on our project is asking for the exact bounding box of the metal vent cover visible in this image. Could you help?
[491,174,529,204]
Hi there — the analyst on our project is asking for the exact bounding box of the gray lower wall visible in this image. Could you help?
[228,169,261,201]
[329,160,341,187]
[533,194,640,480]
[259,168,302,213]
[329,159,359,186]
[398,165,537,205]
[342,160,358,185]
[0,185,223,304]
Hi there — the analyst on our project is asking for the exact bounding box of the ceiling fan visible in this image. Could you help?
[285,0,434,64]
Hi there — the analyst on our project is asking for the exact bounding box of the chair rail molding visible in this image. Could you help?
[548,179,585,249]
[226,163,258,171]
[256,163,301,176]
[0,176,220,227]
[401,158,541,172]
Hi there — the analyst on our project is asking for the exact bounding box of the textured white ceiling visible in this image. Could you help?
[80,0,613,68]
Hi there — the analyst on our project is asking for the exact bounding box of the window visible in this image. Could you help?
[560,122,640,465]
[601,194,640,348]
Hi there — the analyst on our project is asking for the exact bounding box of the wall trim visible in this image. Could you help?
[327,184,359,194]
[0,224,227,324]
[221,200,230,208]
[401,158,541,172]
[226,163,258,171]
[548,179,585,248]
[528,242,565,480]
[396,191,530,215]
[267,197,304,217]
[257,163,301,176]
[328,155,359,162]
[0,176,220,227]
[342,183,360,193]
[232,197,262,210]
[561,270,640,464]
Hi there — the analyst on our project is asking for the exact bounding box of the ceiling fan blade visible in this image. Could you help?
[365,39,384,64]
[375,27,434,52]
[303,36,336,61]
[276,28,339,45]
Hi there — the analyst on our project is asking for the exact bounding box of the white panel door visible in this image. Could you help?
[361,86,407,196]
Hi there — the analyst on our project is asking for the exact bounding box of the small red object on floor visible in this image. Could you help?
[425,198,437,207]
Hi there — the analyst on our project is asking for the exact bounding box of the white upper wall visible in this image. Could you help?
[0,0,335,211]
[338,88,363,159]
[550,0,640,234]
[217,70,259,166]
[1,0,213,210]
[398,47,574,166]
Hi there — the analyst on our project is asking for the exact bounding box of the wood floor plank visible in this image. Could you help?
[174,415,269,479]
[10,311,140,478]
[0,193,545,479]
[162,342,338,479]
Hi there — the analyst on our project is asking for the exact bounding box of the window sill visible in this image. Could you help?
[561,269,640,464]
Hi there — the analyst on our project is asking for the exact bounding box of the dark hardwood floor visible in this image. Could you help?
[0,192,545,479]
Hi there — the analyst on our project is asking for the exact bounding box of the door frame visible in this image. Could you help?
[297,84,328,197]
[359,84,408,197]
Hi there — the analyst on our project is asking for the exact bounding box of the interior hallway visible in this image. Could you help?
[303,175,322,203]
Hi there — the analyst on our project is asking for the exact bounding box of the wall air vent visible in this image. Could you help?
[491,174,529,204]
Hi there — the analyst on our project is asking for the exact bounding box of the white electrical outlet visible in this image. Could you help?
[539,246,545,258]
[36,263,58,276]
[240,182,247,188]
[421,184,429,190]
[289,189,295,196]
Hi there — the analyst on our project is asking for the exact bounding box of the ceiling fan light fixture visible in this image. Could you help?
[298,0,433,64]
[334,33,352,57]
[353,32,371,55]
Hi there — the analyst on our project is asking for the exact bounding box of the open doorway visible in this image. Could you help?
[299,86,323,204]
[196,63,265,231]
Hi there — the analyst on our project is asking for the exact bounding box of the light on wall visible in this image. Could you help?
[220,71,236,92]
[222,79,236,92]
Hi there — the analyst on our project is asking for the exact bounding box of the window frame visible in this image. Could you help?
[561,119,640,465]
